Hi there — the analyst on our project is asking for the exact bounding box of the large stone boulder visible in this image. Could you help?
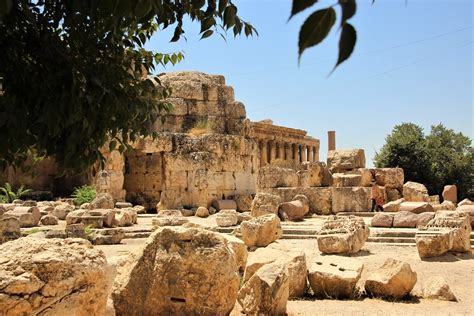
[399,201,434,214]
[90,228,126,245]
[112,226,240,315]
[371,213,394,228]
[52,202,75,220]
[152,216,189,227]
[317,216,370,254]
[374,168,404,189]
[278,200,308,221]
[39,214,59,226]
[257,166,298,189]
[308,256,363,299]
[382,198,404,212]
[456,204,474,228]
[403,181,429,202]
[240,214,282,247]
[195,206,209,218]
[0,238,113,315]
[243,246,307,298]
[422,276,457,301]
[386,188,403,202]
[4,206,41,227]
[222,234,248,273]
[211,199,237,211]
[442,185,457,204]
[301,161,324,187]
[89,192,114,210]
[215,209,238,227]
[234,194,253,212]
[393,211,434,228]
[332,173,363,188]
[331,187,371,213]
[415,230,453,258]
[365,258,417,299]
[250,192,282,217]
[0,216,21,244]
[327,149,365,172]
[238,263,289,315]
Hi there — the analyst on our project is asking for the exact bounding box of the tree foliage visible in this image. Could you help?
[0,0,257,172]
[375,123,473,200]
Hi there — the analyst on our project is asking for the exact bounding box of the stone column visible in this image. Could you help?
[268,141,276,163]
[314,146,319,162]
[328,131,336,151]
[295,144,301,162]
[285,143,292,161]
[260,140,267,167]
[301,145,307,162]
[278,142,285,160]
[308,146,314,162]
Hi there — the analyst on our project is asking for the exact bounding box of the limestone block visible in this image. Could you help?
[5,206,41,227]
[237,212,252,224]
[371,213,394,227]
[415,231,453,258]
[257,166,298,189]
[195,206,209,218]
[332,173,362,188]
[374,168,404,189]
[442,185,457,204]
[112,226,239,315]
[152,217,189,227]
[235,172,256,194]
[0,238,112,315]
[365,258,417,299]
[302,161,323,187]
[347,168,373,187]
[386,188,403,202]
[133,134,173,153]
[212,199,237,211]
[308,256,363,299]
[89,193,115,210]
[458,198,472,207]
[0,216,21,244]
[263,187,332,215]
[422,276,457,301]
[190,100,224,116]
[226,101,246,118]
[278,200,308,221]
[244,247,307,299]
[382,198,404,212]
[238,263,289,315]
[331,187,371,213]
[234,194,253,212]
[39,214,58,226]
[88,209,116,228]
[317,216,369,254]
[216,210,238,227]
[90,228,125,245]
[399,202,434,214]
[240,214,282,247]
[327,149,365,172]
[250,193,282,217]
[393,211,434,228]
[65,223,87,239]
[297,170,310,188]
[52,203,74,220]
[66,210,85,225]
[166,97,188,115]
[222,234,248,273]
[403,181,430,202]
[218,85,235,103]
[456,204,474,227]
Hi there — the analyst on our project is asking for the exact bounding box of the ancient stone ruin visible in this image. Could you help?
[317,216,370,254]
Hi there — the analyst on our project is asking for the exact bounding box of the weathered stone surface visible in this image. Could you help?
[65,223,87,239]
[317,216,370,254]
[222,234,248,272]
[216,209,238,227]
[90,228,125,245]
[393,211,434,228]
[39,214,58,226]
[399,202,434,214]
[382,198,404,212]
[195,206,209,218]
[88,209,116,228]
[257,166,298,189]
[5,206,41,227]
[301,162,324,187]
[157,209,183,217]
[371,213,394,227]
[262,187,332,215]
[365,258,417,299]
[332,173,362,188]
[112,226,239,315]
[422,276,457,301]
[346,168,373,187]
[250,192,282,217]
[243,247,307,298]
[240,214,282,247]
[433,200,456,211]
[152,216,189,227]
[180,209,195,217]
[133,205,146,214]
[238,263,289,315]
[308,256,363,299]
[415,230,452,258]
[429,195,440,204]
[0,238,113,315]
[113,209,134,227]
[278,200,308,221]
[374,168,404,189]
[237,211,252,224]
[52,203,74,220]
[442,185,457,204]
[65,209,85,225]
[0,216,21,243]
[331,187,371,214]
[89,192,115,210]
[458,198,473,207]
[456,204,474,227]
[327,149,365,172]
[403,181,429,202]
[211,199,237,211]
[234,194,253,212]
[115,202,133,209]
[386,188,403,202]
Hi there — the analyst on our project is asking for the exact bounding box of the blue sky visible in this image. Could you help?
[147,0,473,166]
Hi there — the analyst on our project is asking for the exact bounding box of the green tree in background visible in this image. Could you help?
[375,123,473,200]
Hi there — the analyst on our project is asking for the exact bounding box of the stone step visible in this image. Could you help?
[371,230,417,238]
[368,237,415,244]
[124,232,151,239]
[282,229,318,235]
[337,212,375,217]
[281,234,318,240]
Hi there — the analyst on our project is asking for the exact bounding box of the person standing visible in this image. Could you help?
[370,182,384,212]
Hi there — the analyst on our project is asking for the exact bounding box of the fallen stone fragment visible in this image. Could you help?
[240,213,282,247]
[423,276,457,301]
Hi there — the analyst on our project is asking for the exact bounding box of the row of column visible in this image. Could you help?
[259,140,318,167]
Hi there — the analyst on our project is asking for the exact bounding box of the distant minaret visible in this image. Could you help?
[328,131,336,152]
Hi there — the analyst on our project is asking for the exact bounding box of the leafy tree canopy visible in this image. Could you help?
[375,123,473,200]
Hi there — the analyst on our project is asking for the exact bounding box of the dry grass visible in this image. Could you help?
[188,118,214,136]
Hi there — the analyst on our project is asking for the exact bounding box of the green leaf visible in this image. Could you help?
[0,0,12,17]
[333,22,357,70]
[200,16,215,33]
[289,0,317,20]
[201,29,213,39]
[298,8,336,61]
[218,0,228,15]
[223,4,237,29]
[339,0,356,26]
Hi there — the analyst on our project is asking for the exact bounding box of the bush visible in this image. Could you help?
[0,183,32,203]
[71,185,96,206]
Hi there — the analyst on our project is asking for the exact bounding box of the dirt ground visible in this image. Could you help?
[97,216,474,316]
